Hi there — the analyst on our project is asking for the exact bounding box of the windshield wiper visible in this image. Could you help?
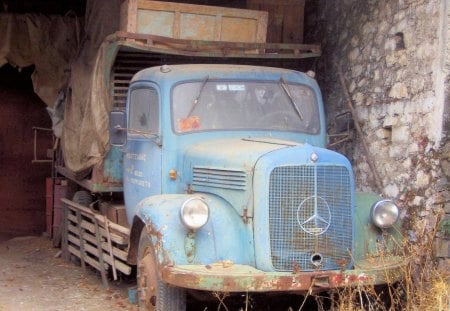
[187,75,209,117]
[279,77,303,120]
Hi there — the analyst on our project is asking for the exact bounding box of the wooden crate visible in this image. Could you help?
[120,0,268,43]
[61,198,131,288]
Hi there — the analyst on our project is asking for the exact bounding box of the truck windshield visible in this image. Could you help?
[172,80,320,134]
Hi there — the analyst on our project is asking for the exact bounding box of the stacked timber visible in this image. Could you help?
[61,198,131,288]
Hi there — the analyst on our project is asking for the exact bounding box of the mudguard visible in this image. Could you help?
[354,192,404,260]
[134,193,254,268]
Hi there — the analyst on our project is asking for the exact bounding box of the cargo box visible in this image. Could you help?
[120,0,268,43]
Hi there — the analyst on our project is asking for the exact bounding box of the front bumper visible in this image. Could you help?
[161,256,404,293]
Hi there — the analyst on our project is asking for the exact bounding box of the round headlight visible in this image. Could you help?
[371,199,399,229]
[180,198,209,230]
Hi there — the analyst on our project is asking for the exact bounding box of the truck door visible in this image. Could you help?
[123,83,162,223]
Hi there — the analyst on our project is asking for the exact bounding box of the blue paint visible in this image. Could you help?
[102,145,124,182]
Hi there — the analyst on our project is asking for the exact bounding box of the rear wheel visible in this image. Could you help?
[54,190,93,247]
[72,190,93,206]
[137,229,186,311]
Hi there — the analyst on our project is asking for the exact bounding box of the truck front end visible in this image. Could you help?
[117,65,403,309]
[159,138,403,293]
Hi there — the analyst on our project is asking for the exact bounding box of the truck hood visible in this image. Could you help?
[182,137,352,218]
[184,137,299,172]
[183,137,300,216]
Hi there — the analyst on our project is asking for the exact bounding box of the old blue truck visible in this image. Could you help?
[55,30,404,310]
[103,63,403,309]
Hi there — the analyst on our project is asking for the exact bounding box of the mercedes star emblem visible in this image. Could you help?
[297,195,331,235]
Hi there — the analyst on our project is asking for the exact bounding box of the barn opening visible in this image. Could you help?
[0,64,52,238]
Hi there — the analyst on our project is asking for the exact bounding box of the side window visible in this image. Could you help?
[129,88,159,134]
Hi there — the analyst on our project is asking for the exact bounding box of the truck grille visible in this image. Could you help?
[268,165,352,271]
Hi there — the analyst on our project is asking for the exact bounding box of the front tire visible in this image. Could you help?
[137,229,186,311]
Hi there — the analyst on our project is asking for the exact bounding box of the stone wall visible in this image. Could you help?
[306,0,449,271]
[435,2,450,272]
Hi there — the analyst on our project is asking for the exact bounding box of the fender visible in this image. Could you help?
[129,193,254,268]
[354,192,404,260]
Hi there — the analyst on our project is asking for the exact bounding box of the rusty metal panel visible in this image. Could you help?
[121,0,268,43]
[161,256,405,292]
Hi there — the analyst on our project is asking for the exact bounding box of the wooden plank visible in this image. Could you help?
[112,32,320,53]
[281,0,305,43]
[67,214,128,245]
[247,0,304,44]
[63,198,130,236]
[68,224,128,261]
[120,0,138,33]
[137,0,267,20]
[75,210,86,269]
[68,245,109,272]
[68,234,132,275]
[256,10,269,43]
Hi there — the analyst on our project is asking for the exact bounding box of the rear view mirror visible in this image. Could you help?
[109,110,127,146]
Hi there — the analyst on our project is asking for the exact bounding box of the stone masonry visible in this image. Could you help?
[305,0,449,272]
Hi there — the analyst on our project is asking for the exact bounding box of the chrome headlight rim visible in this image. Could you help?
[371,199,399,229]
[180,197,210,230]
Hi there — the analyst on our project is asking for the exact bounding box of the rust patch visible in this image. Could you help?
[144,222,173,267]
[160,264,398,293]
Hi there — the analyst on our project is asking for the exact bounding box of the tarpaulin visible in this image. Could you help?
[0,13,80,106]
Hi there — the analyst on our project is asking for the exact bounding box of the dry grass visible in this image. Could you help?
[319,223,449,311]
[209,223,449,311]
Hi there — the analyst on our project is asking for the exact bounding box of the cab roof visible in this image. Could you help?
[131,64,315,85]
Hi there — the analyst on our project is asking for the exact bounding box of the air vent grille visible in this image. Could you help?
[192,167,247,191]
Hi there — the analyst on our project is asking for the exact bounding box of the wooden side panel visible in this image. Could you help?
[62,198,132,287]
[282,0,305,43]
[121,0,268,43]
[120,0,138,35]
[247,0,305,43]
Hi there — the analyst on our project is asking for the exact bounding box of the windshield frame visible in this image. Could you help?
[170,78,321,135]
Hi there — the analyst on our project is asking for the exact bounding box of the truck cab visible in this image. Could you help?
[110,64,403,310]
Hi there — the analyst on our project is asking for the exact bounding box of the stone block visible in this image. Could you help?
[384,184,400,198]
[353,92,364,106]
[389,146,404,158]
[383,116,399,127]
[391,125,410,144]
[402,158,412,170]
[349,48,360,61]
[352,65,363,78]
[408,142,419,153]
[437,258,450,275]
[442,160,450,177]
[412,196,425,206]
[438,215,450,236]
[389,82,409,98]
[415,170,431,188]
[434,237,450,258]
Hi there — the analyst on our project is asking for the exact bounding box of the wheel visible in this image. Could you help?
[137,229,186,310]
[72,190,93,206]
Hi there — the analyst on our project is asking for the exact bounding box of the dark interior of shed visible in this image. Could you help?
[0,64,53,237]
[0,0,319,238]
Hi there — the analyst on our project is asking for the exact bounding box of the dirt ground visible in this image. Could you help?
[0,235,138,311]
[0,235,321,311]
